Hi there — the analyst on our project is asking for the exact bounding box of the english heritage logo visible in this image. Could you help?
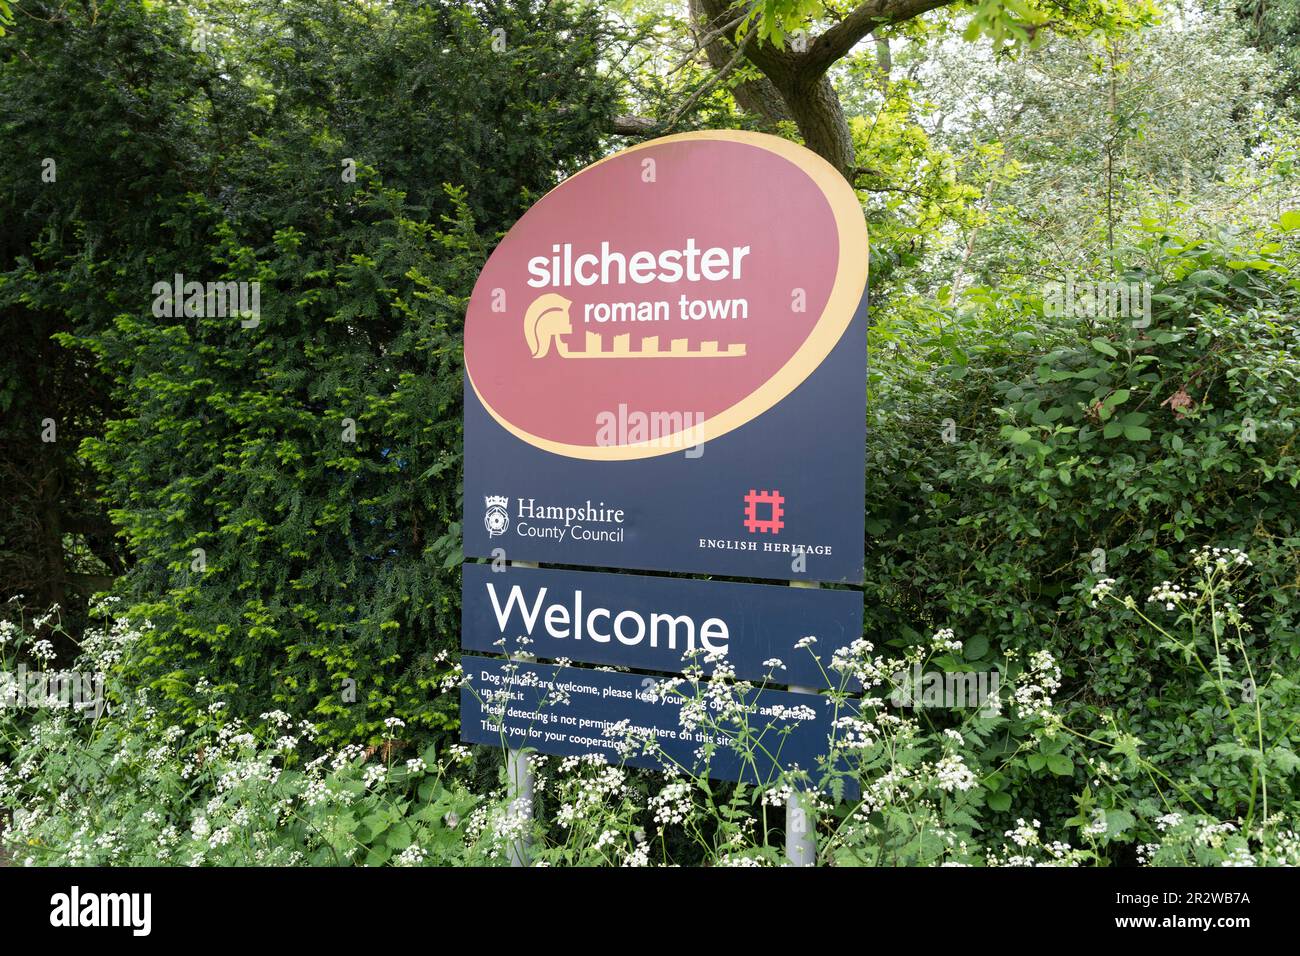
[743,489,785,534]
[484,495,510,537]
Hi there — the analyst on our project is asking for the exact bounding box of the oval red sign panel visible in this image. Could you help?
[465,130,867,460]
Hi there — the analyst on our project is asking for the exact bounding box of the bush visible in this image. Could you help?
[864,217,1300,845]
[1,0,622,744]
[5,583,1300,866]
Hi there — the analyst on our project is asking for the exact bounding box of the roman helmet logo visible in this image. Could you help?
[523,293,574,358]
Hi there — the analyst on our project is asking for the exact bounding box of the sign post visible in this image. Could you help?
[461,129,868,861]
[506,560,537,867]
[786,578,820,867]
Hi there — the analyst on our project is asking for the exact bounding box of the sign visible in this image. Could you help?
[461,563,863,689]
[463,130,867,584]
[460,130,869,791]
[461,656,856,794]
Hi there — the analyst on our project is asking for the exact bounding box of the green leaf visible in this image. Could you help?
[1123,425,1152,441]
[987,791,1012,812]
[1270,748,1300,774]
[1046,754,1074,776]
[386,822,413,850]
[1280,210,1300,231]
[1091,338,1118,357]
[1104,808,1135,838]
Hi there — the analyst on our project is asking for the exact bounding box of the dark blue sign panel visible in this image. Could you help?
[461,655,855,794]
[461,563,862,689]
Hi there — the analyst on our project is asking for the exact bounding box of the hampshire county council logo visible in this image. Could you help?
[743,488,785,534]
[484,495,510,537]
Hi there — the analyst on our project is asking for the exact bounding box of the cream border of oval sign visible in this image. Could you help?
[465,129,869,461]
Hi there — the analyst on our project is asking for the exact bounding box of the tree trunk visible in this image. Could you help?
[694,0,859,178]
[784,74,856,177]
[688,0,792,125]
[688,0,958,180]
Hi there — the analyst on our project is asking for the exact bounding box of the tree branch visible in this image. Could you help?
[803,0,955,77]
[610,114,658,136]
[663,27,754,130]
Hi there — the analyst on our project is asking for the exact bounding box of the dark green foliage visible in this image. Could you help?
[1238,0,1300,106]
[1,0,621,741]
[0,0,209,633]
[3,0,1297,863]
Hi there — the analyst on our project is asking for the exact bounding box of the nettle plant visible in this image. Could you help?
[2,597,1296,866]
[460,633,1087,867]
[0,601,488,866]
[1085,546,1300,864]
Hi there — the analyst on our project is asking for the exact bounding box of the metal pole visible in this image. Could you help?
[506,560,538,867]
[786,578,819,866]
[505,745,534,867]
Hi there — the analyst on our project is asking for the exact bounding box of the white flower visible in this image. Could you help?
[1156,812,1184,832]
[930,628,962,652]
[1012,650,1061,720]
[1088,578,1117,607]
[396,845,427,867]
[1193,546,1252,570]
[1004,818,1041,848]
[832,715,878,749]
[1147,580,1196,607]
[762,784,794,808]
[621,841,650,867]
[649,781,694,828]
[934,754,977,792]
